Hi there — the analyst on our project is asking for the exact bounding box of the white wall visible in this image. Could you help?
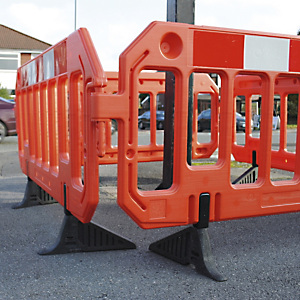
[0,70,17,92]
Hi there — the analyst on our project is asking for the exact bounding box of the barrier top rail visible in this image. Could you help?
[91,21,300,228]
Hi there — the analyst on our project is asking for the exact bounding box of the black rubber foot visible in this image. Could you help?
[149,227,227,282]
[12,177,56,209]
[38,214,136,255]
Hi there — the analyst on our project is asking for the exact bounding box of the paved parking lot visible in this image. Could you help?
[0,136,299,299]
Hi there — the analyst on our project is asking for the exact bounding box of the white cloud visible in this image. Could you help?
[108,23,140,47]
[1,0,299,71]
[195,0,300,35]
[7,2,73,44]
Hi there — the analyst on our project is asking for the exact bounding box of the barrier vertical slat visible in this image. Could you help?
[57,76,69,161]
[279,92,288,152]
[27,88,34,159]
[293,93,300,179]
[41,83,49,170]
[48,80,58,174]
[69,74,82,189]
[218,71,235,167]
[33,86,42,164]
[258,75,275,183]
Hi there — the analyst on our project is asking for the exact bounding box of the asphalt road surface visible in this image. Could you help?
[0,136,299,299]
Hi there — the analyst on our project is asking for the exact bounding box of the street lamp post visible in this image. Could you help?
[74,0,77,30]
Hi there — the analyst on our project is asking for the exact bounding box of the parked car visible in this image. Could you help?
[0,97,16,143]
[111,119,117,135]
[197,109,247,132]
[138,110,164,130]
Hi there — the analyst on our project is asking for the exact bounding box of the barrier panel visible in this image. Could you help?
[16,28,106,223]
[99,71,219,164]
[90,21,300,229]
[98,71,166,164]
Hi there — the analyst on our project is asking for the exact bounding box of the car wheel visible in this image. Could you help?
[0,121,7,143]
[139,121,144,129]
[157,122,163,130]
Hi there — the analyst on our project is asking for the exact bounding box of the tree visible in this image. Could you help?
[0,84,11,99]
[287,94,298,125]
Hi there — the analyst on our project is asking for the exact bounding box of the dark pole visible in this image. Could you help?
[158,0,195,189]
[167,0,195,24]
[75,0,77,30]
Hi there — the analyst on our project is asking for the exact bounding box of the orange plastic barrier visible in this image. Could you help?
[98,71,166,164]
[16,28,106,222]
[90,21,300,228]
[192,73,219,159]
[232,75,298,172]
[98,71,219,164]
[16,22,300,229]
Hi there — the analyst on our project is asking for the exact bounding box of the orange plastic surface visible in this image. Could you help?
[232,75,299,172]
[97,71,218,164]
[16,28,106,223]
[97,71,166,164]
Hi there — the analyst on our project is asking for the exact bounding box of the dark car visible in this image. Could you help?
[0,97,16,142]
[111,119,117,135]
[138,110,164,130]
[198,109,246,132]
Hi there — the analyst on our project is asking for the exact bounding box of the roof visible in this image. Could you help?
[0,24,51,51]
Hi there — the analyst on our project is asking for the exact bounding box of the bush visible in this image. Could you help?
[0,84,11,99]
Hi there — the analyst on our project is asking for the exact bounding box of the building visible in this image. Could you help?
[0,24,51,96]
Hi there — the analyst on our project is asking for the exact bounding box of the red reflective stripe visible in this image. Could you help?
[289,39,300,72]
[54,41,67,76]
[193,30,244,69]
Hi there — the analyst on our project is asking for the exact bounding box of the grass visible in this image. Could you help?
[192,161,251,168]
[287,124,297,129]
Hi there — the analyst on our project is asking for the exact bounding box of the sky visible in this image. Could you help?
[1,0,300,71]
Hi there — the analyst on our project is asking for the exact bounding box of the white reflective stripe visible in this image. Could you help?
[37,58,43,83]
[27,61,36,85]
[244,35,290,72]
[43,49,55,80]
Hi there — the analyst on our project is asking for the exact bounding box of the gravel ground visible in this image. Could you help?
[0,137,299,299]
